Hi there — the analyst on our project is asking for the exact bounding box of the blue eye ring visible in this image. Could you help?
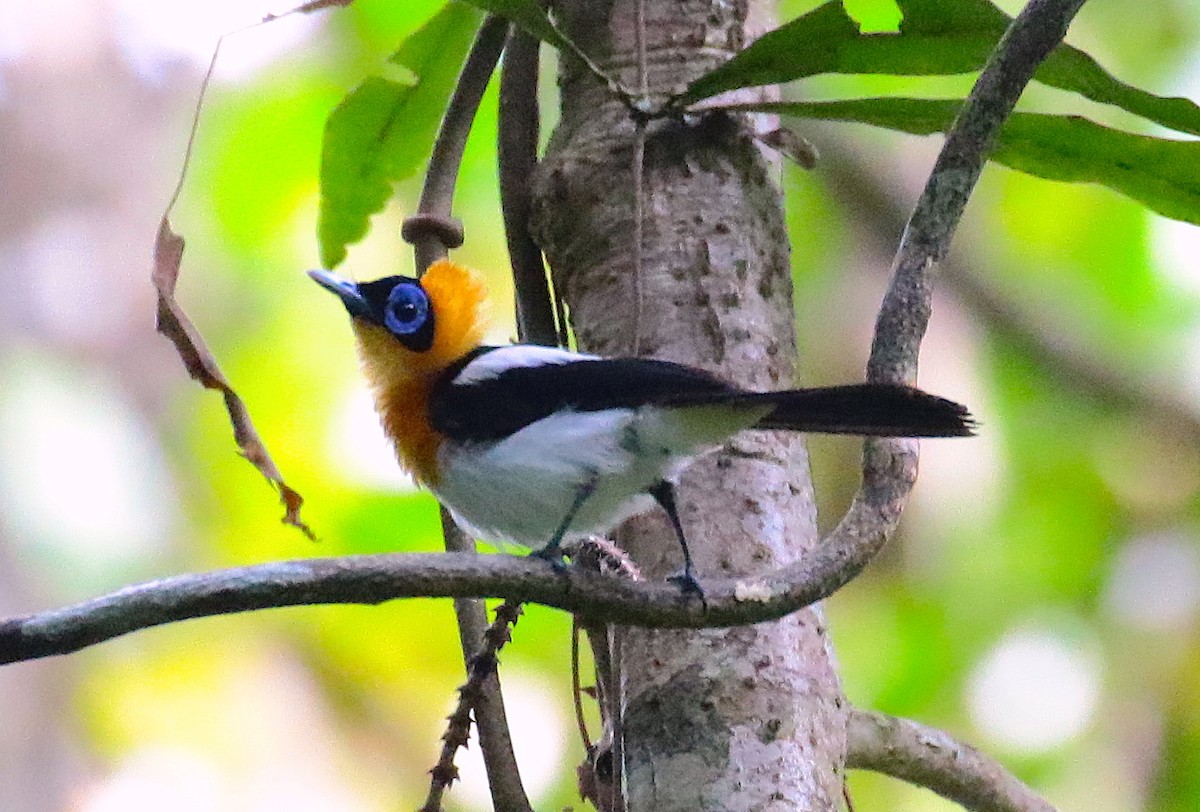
[384,283,430,336]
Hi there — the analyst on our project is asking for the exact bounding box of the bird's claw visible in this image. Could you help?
[529,545,569,573]
[667,569,707,609]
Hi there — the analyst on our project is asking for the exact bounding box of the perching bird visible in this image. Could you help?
[310,259,972,594]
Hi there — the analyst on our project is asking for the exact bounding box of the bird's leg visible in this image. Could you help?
[531,473,598,571]
[649,481,705,605]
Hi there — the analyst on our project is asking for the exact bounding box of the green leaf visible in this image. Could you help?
[744,97,1200,227]
[1035,44,1200,138]
[317,3,483,268]
[457,0,571,51]
[680,3,863,103]
[679,0,1200,138]
[678,0,1000,103]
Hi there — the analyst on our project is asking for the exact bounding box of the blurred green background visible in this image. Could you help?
[1,0,1198,809]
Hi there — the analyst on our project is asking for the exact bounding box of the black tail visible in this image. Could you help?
[746,383,974,438]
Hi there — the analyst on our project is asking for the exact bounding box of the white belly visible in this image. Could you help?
[429,403,768,548]
[431,409,666,547]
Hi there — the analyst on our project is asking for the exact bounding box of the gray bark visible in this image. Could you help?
[530,1,846,809]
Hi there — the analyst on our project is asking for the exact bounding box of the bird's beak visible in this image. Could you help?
[307,269,372,319]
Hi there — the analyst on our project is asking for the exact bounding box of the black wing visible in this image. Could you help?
[429,348,739,442]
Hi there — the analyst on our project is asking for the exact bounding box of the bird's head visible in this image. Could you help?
[308,259,488,384]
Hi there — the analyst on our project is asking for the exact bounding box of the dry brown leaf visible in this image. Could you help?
[148,0,361,541]
[264,0,354,23]
[152,216,315,540]
[755,127,819,170]
[293,0,355,13]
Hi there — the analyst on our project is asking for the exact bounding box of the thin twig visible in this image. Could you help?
[567,537,638,812]
[547,16,637,111]
[571,619,592,750]
[163,31,223,217]
[421,681,475,812]
[499,28,560,347]
[400,14,530,812]
[167,0,339,213]
[634,0,648,103]
[440,517,530,812]
[421,600,525,812]
[409,15,511,271]
[630,127,646,356]
[846,709,1057,812]
[627,0,650,357]
[605,624,625,812]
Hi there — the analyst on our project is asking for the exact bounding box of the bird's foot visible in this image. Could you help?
[667,568,708,609]
[529,544,569,574]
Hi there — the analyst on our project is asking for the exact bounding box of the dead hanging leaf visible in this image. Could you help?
[152,217,315,540]
[146,1,351,539]
[264,0,355,23]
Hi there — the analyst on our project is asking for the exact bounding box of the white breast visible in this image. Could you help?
[431,408,652,546]
[429,401,768,549]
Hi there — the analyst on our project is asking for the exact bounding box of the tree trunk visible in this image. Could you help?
[530,1,846,809]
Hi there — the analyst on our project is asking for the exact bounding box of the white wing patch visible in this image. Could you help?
[453,345,600,386]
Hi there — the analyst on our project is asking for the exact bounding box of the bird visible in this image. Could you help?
[309,259,973,595]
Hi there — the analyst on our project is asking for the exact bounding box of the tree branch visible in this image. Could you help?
[422,599,525,812]
[397,16,532,812]
[0,538,958,665]
[871,0,1088,383]
[822,144,1200,444]
[821,0,1090,587]
[499,28,561,348]
[441,513,531,812]
[407,15,510,270]
[1,20,1092,772]
[828,12,1085,810]
[846,709,1057,812]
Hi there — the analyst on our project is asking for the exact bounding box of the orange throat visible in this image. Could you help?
[348,260,490,490]
[376,376,442,487]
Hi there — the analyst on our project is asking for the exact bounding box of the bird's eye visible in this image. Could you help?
[384,283,430,336]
